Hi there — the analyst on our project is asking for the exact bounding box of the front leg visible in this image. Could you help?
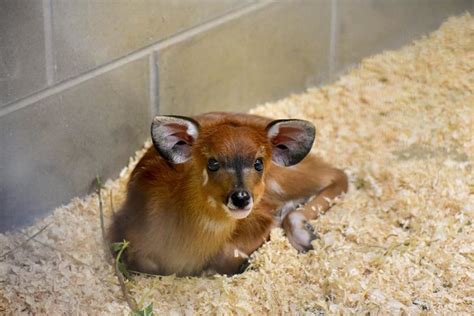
[282,167,348,252]
[205,243,251,276]
[266,154,348,252]
[281,207,319,252]
[206,210,274,275]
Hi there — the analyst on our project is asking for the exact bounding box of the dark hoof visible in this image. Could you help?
[238,259,250,273]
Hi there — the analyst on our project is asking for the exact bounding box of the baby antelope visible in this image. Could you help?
[108,112,348,276]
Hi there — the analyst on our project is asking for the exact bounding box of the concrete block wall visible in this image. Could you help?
[1,0,472,231]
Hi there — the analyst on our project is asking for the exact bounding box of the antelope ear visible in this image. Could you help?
[266,119,315,166]
[151,115,200,164]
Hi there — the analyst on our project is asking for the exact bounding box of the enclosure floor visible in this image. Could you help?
[1,14,473,315]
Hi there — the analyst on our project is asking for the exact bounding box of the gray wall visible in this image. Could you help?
[0,0,472,231]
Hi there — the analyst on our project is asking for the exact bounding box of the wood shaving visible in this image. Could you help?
[1,14,473,314]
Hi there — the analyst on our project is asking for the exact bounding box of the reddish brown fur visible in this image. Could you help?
[108,112,348,276]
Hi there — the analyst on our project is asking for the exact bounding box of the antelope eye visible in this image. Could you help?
[207,158,220,172]
[254,158,264,172]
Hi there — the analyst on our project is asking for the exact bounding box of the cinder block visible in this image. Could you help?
[52,0,252,82]
[157,1,331,116]
[335,0,473,75]
[0,58,150,232]
[0,0,47,107]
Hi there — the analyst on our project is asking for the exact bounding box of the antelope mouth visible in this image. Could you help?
[224,202,253,219]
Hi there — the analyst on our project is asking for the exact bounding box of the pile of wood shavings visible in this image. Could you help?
[1,14,473,314]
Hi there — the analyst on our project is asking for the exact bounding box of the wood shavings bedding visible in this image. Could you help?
[1,14,473,315]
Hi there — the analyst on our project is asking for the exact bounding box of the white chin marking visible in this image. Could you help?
[222,203,253,219]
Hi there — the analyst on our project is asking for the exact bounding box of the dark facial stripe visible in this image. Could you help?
[235,166,244,188]
[224,155,252,188]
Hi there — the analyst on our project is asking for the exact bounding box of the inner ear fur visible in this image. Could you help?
[266,119,316,166]
[151,115,200,164]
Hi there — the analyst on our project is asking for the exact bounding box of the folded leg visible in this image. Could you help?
[265,154,348,252]
[206,208,274,275]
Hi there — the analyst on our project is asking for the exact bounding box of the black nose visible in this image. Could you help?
[230,190,251,209]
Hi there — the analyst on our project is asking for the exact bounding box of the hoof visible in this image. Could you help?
[283,211,318,252]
